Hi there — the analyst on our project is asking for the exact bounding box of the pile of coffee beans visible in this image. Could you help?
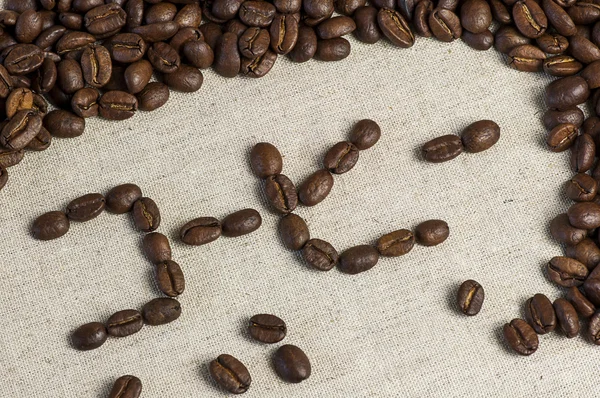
[209,313,311,394]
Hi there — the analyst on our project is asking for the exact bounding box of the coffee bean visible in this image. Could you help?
[57,58,84,94]
[81,44,112,88]
[302,238,339,270]
[108,375,142,398]
[353,6,382,45]
[460,0,492,34]
[264,174,298,214]
[248,314,287,343]
[547,256,588,287]
[568,202,600,229]
[377,8,414,48]
[66,193,105,222]
[546,123,578,152]
[429,8,462,42]
[99,91,138,121]
[546,76,590,110]
[123,60,152,94]
[239,1,277,27]
[495,25,530,54]
[146,2,177,24]
[250,142,283,178]
[176,4,202,28]
[6,88,33,119]
[72,322,108,351]
[71,88,99,118]
[457,279,484,315]
[566,286,596,318]
[513,0,547,39]
[349,119,381,150]
[132,197,161,232]
[84,4,126,37]
[240,49,278,77]
[273,345,311,383]
[298,169,334,206]
[55,31,95,59]
[156,260,185,297]
[323,141,359,174]
[275,0,302,14]
[32,211,70,240]
[142,232,172,264]
[147,42,180,74]
[415,219,449,246]
[414,0,434,38]
[106,310,144,338]
[536,33,569,54]
[270,13,299,55]
[461,120,500,152]
[570,32,600,64]
[543,107,584,130]
[489,0,512,24]
[580,61,600,90]
[105,184,142,214]
[200,22,224,50]
[209,354,252,394]
[222,208,262,237]
[279,213,310,250]
[553,298,579,338]
[0,148,24,169]
[239,27,270,58]
[503,319,539,355]
[422,134,463,162]
[315,37,351,61]
[589,311,600,344]
[1,110,42,150]
[338,245,379,274]
[376,229,415,256]
[550,213,587,246]
[142,297,181,326]
[317,16,356,40]
[525,293,556,334]
[566,173,597,202]
[566,238,600,269]
[570,133,595,173]
[4,44,44,75]
[214,32,241,77]
[180,217,222,246]
[462,30,494,51]
[107,33,147,63]
[137,82,170,112]
[507,44,546,72]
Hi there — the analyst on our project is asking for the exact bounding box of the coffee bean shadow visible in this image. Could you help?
[198,361,226,395]
[95,377,114,398]
[145,267,163,297]
[412,146,424,163]
[445,283,460,315]
[239,316,266,347]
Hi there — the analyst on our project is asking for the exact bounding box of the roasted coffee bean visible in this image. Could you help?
[214,32,241,77]
[350,119,381,149]
[568,202,600,229]
[376,229,415,256]
[546,123,578,152]
[338,245,379,274]
[317,16,356,40]
[414,0,433,38]
[553,298,580,338]
[429,8,462,42]
[80,45,112,89]
[415,219,449,246]
[66,193,105,222]
[525,293,556,334]
[6,88,34,119]
[549,213,587,246]
[315,37,351,61]
[137,82,170,112]
[15,10,43,44]
[571,133,595,172]
[56,59,83,96]
[147,42,180,74]
[239,1,277,27]
[273,345,311,383]
[0,149,24,169]
[566,286,596,318]
[31,94,47,117]
[131,22,180,43]
[248,314,287,343]
[132,197,161,232]
[200,22,224,50]
[372,0,396,9]
[589,311,600,344]
[143,232,172,264]
[302,238,339,270]
[108,376,142,398]
[209,354,252,394]
[0,65,13,98]
[462,30,494,50]
[279,213,310,250]
[584,267,600,305]
[460,0,492,34]
[503,319,538,355]
[142,297,181,326]
[513,0,547,39]
[72,0,103,13]
[489,0,511,24]
[176,4,202,28]
[55,31,95,59]
[240,49,277,77]
[566,173,597,202]
[456,280,484,315]
[44,109,83,138]
[336,0,366,15]
[72,322,107,351]
[461,120,500,152]
[105,183,142,214]
[250,142,283,178]
[239,27,270,58]
[4,44,44,75]
[222,208,262,237]
[124,60,153,94]
[568,2,600,25]
[298,169,334,206]
[31,58,57,94]
[107,33,147,63]
[183,40,214,69]
[99,91,138,121]
[32,211,70,240]
[323,141,359,174]
[543,55,582,78]
[180,217,222,246]
[270,13,299,55]
[6,0,37,13]
[264,174,298,214]
[495,25,530,53]
[106,310,144,338]
[36,26,67,51]
[377,8,414,48]
[569,34,600,64]
[507,44,546,72]
[163,64,204,92]
[581,61,600,89]
[422,134,463,162]
[353,6,382,44]
[547,256,588,287]
[171,27,203,52]
[273,0,302,13]
[71,88,100,118]
[304,0,334,21]
[146,2,177,24]
[536,33,568,54]
[542,0,576,37]
[566,238,600,269]
[155,260,185,297]
[1,110,42,150]
[84,4,127,37]
[59,12,83,31]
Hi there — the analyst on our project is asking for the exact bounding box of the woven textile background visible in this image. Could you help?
[0,11,592,397]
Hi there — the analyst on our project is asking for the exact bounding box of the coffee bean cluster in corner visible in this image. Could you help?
[250,119,450,275]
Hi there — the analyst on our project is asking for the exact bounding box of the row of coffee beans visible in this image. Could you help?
[422,120,500,163]
[179,208,262,246]
[209,314,311,394]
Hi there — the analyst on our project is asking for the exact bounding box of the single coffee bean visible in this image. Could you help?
[301,238,339,271]
[55,31,95,60]
[143,232,172,264]
[72,322,107,351]
[547,256,588,287]
[146,2,178,24]
[323,141,359,174]
[542,0,576,37]
[353,6,382,45]
[350,119,381,149]
[462,30,494,51]
[584,267,600,306]
[99,91,138,121]
[546,123,578,152]
[495,25,530,54]
[570,133,595,173]
[132,197,161,232]
[239,27,270,58]
[222,208,262,237]
[66,193,105,222]
[589,311,600,344]
[142,297,181,326]
[377,8,414,48]
[338,245,379,274]
[0,149,24,169]
[156,260,185,297]
[106,310,144,338]
[543,107,584,130]
[317,16,356,40]
[214,32,241,77]
[422,135,463,162]
[566,238,600,269]
[81,44,112,88]
[460,0,492,34]
[1,110,42,150]
[36,25,66,51]
[84,4,127,37]
[566,286,596,318]
[570,34,600,65]
[303,0,334,21]
[250,142,283,178]
[209,354,252,394]
[248,314,287,343]
[264,174,298,214]
[32,211,70,240]
[315,38,351,61]
[456,279,485,315]
[105,184,142,214]
[239,1,277,27]
[546,76,590,110]
[279,213,310,250]
[273,345,311,383]
[461,120,500,152]
[525,293,556,334]
[147,42,180,74]
[581,61,600,89]
[240,49,278,78]
[3,44,44,76]
[298,169,334,206]
[72,0,103,13]
[415,219,449,246]
[566,173,597,202]
[536,33,569,54]
[489,0,512,24]
[180,217,222,246]
[429,8,462,42]
[6,88,33,120]
[108,375,142,398]
[513,0,547,39]
[56,58,84,95]
[270,13,300,55]
[568,202,600,229]
[549,213,587,246]
[163,64,204,92]
[124,60,153,94]
[176,4,202,28]
[107,33,147,63]
[553,298,580,338]
[414,0,434,38]
[507,44,546,72]
[376,229,415,256]
[503,319,538,355]
[137,82,170,112]
[71,88,100,118]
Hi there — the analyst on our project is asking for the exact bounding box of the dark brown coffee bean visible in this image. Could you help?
[124,60,153,94]
[43,110,84,139]
[176,4,202,28]
[461,120,500,152]
[147,42,180,74]
[59,12,83,31]
[542,0,576,37]
[315,37,351,61]
[547,256,588,287]
[71,87,99,118]
[184,40,214,69]
[56,58,84,95]
[503,319,538,355]
[570,34,600,64]
[566,286,596,318]
[544,107,584,130]
[55,31,95,59]
[200,22,224,51]
[108,375,142,398]
[429,8,462,42]
[525,293,556,334]
[377,8,414,47]
[6,88,33,119]
[107,33,147,63]
[460,0,492,34]
[414,0,433,38]
[6,0,37,13]
[209,354,252,394]
[546,123,578,152]
[163,64,204,92]
[132,197,160,232]
[422,134,463,162]
[248,314,287,343]
[568,202,600,229]
[549,213,587,246]
[4,44,44,75]
[349,119,381,149]
[279,213,310,250]
[302,238,338,270]
[106,310,144,338]
[536,33,568,54]
[495,25,530,53]
[489,0,511,24]
[264,174,298,214]
[240,49,278,77]
[239,1,277,27]
[570,133,595,173]
[566,238,600,269]
[35,26,67,51]
[288,25,317,62]
[80,45,112,89]
[171,27,204,52]
[304,0,334,21]
[15,10,43,44]
[507,44,546,72]
[353,6,382,44]
[137,82,170,112]
[456,279,484,315]
[32,211,70,240]
[584,266,600,305]
[581,61,600,90]
[239,27,270,58]
[317,16,356,40]
[250,142,283,178]
[222,209,262,237]
[298,169,334,206]
[30,58,56,94]
[376,229,415,256]
[66,193,105,222]
[155,260,185,297]
[338,245,379,274]
[72,322,107,351]
[513,0,547,39]
[142,232,171,264]
[553,298,580,338]
[72,0,103,13]
[462,30,494,50]
[568,2,600,25]
[0,149,24,169]
[99,91,138,121]
[323,141,359,174]
[566,173,597,202]
[589,311,600,344]
[180,217,222,246]
[415,219,449,246]
[142,297,181,326]
[84,4,127,37]
[273,345,311,383]
[105,184,142,214]
[131,22,180,43]
[336,0,366,15]
[214,32,241,77]
[1,110,42,150]
[146,2,177,24]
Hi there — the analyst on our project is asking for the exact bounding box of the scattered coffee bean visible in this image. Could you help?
[566,286,596,318]
[524,293,556,334]
[132,197,161,232]
[570,133,595,173]
[209,354,252,394]
[323,141,359,174]
[142,297,181,326]
[550,213,587,246]
[338,245,379,274]
[456,280,485,316]
[279,213,310,250]
[264,174,298,214]
[106,310,144,338]
[547,256,588,287]
[105,184,142,214]
[567,202,600,230]
[72,322,108,351]
[565,173,597,202]
[143,232,172,265]
[415,219,449,246]
[301,238,339,271]
[180,217,222,246]
[298,169,334,206]
[349,119,381,150]
[66,193,105,222]
[250,142,283,179]
[376,229,414,256]
[422,135,463,163]
[461,120,500,152]
[273,345,311,383]
[32,211,70,240]
[503,318,539,355]
[108,375,142,398]
[248,314,287,343]
[222,208,262,237]
[155,260,185,297]
[553,298,579,338]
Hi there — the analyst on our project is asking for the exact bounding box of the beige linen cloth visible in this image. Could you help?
[0,16,590,397]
